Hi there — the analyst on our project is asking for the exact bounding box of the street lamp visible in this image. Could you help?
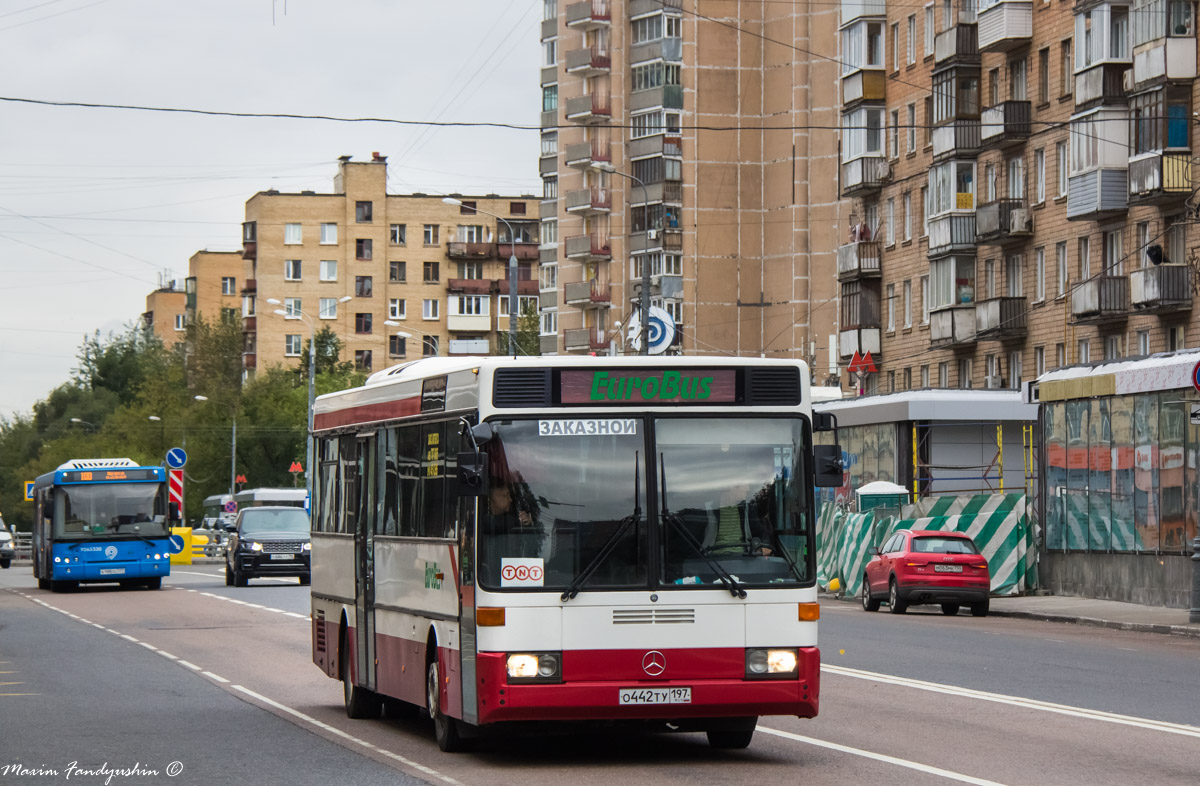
[383,321,437,357]
[442,197,522,356]
[591,162,650,356]
[69,417,97,431]
[265,295,351,508]
[194,395,236,499]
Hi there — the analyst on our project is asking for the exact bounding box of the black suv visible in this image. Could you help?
[225,506,311,586]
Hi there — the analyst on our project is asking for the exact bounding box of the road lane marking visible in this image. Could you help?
[758,726,1007,786]
[177,660,202,671]
[823,664,1200,739]
[138,642,158,652]
[157,651,179,660]
[230,685,463,785]
[120,634,139,643]
[202,671,230,683]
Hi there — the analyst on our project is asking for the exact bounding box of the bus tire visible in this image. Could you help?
[706,717,757,749]
[427,658,468,752]
[50,580,76,593]
[341,634,381,719]
[144,577,162,590]
[38,578,50,590]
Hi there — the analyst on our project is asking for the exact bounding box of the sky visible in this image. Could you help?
[0,0,541,420]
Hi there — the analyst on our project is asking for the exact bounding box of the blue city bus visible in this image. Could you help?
[31,458,175,592]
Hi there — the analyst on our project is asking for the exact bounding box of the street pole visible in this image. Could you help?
[306,322,315,512]
[230,413,237,499]
[1191,534,1200,623]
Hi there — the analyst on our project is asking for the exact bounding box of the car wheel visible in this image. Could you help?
[861,576,881,612]
[341,640,382,719]
[234,564,248,588]
[428,657,467,751]
[888,578,907,614]
[971,599,990,617]
[144,577,162,590]
[941,603,960,616]
[0,558,10,569]
[299,574,311,586]
[706,718,757,749]
[225,563,234,586]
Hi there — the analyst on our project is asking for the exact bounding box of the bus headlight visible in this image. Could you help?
[506,652,562,683]
[54,557,61,563]
[745,648,799,679]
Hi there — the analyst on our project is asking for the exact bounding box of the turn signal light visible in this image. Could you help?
[476,607,506,626]
[797,603,820,621]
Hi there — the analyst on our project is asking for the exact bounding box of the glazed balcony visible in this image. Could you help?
[836,241,882,281]
[934,24,979,66]
[564,278,612,308]
[1075,64,1128,110]
[1129,266,1191,314]
[1067,168,1129,221]
[1130,36,1197,89]
[929,305,978,348]
[565,93,612,124]
[1128,153,1192,206]
[1070,275,1129,323]
[928,213,977,257]
[565,233,612,261]
[839,327,881,359]
[841,69,886,108]
[975,296,1027,340]
[565,139,611,169]
[629,84,683,113]
[841,156,889,197]
[976,0,1032,53]
[565,0,610,31]
[980,101,1031,148]
[628,228,683,254]
[839,0,886,27]
[447,241,495,259]
[566,46,611,77]
[565,185,612,215]
[630,37,682,65]
[975,199,1032,244]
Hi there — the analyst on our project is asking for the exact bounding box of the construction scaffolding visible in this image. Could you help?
[912,419,1021,499]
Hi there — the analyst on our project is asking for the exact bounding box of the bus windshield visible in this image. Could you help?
[54,483,169,539]
[477,416,811,592]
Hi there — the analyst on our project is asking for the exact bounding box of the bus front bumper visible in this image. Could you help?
[475,647,819,725]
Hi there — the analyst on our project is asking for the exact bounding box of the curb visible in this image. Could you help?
[822,593,1200,640]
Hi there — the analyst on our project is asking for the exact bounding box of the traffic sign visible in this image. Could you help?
[224,500,237,513]
[861,351,878,373]
[1191,403,1200,426]
[24,481,34,501]
[168,534,186,554]
[165,447,187,469]
[167,468,184,513]
[1192,359,1200,393]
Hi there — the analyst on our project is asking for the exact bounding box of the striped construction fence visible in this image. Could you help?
[817,493,1038,599]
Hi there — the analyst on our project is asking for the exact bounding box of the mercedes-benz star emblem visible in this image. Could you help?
[642,650,666,676]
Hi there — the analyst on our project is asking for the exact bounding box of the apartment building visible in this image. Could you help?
[539,0,843,368]
[184,249,244,330]
[142,285,187,349]
[238,155,538,377]
[837,0,1199,394]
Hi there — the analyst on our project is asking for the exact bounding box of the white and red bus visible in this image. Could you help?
[309,356,839,751]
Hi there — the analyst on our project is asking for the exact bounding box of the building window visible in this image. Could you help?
[221,307,238,324]
[903,279,912,327]
[543,37,557,67]
[1035,346,1045,377]
[922,365,930,387]
[938,361,949,388]
[1078,338,1091,364]
[906,103,916,152]
[541,219,558,245]
[541,310,558,336]
[1007,156,1025,199]
[543,176,558,200]
[840,20,884,74]
[1060,40,1072,97]
[319,298,337,319]
[423,299,440,320]
[889,109,900,158]
[1006,254,1023,297]
[1137,330,1150,356]
[542,84,558,112]
[284,223,302,245]
[1038,48,1050,104]
[1166,216,1186,265]
[320,223,337,245]
[389,335,406,357]
[1034,149,1045,204]
[885,198,895,245]
[221,277,236,295]
[1008,57,1027,101]
[284,259,302,281]
[320,260,337,281]
[958,358,973,389]
[499,294,539,317]
[510,201,527,215]
[921,275,930,323]
[891,22,899,71]
[1056,241,1068,296]
[423,224,439,245]
[390,224,406,245]
[1035,247,1045,302]
[540,263,558,291]
[423,261,440,283]
[355,275,373,298]
[841,107,884,160]
[455,295,488,316]
[355,313,373,334]
[389,261,406,283]
[356,239,372,261]
[356,201,372,223]
[1168,325,1186,351]
[923,96,933,145]
[903,191,912,241]
[173,314,185,331]
[1104,335,1121,360]
[924,3,934,54]
[283,297,301,317]
[904,368,912,390]
[907,15,916,64]
[423,336,440,357]
[887,283,896,331]
[1103,229,1124,276]
[285,334,302,356]
[389,298,405,320]
[1079,236,1091,278]
[355,350,372,371]
[1008,351,1023,389]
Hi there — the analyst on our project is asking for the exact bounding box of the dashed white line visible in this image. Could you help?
[138,642,158,652]
[202,671,230,684]
[157,651,178,660]
[177,660,202,671]
[120,634,139,643]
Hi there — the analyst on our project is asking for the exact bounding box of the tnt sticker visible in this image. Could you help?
[500,557,544,587]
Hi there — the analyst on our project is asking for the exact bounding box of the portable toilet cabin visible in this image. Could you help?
[855,480,910,515]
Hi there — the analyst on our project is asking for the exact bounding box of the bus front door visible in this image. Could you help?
[354,434,378,692]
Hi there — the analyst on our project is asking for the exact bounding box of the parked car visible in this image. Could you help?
[861,529,990,617]
[224,506,311,587]
[0,515,14,569]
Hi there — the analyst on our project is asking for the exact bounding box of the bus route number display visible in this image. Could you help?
[560,369,736,404]
[61,469,158,483]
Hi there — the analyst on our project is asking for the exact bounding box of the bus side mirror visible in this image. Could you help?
[456,452,488,497]
[812,412,837,433]
[813,444,844,488]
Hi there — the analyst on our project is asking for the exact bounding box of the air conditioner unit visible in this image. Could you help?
[1121,68,1134,92]
[647,228,659,240]
[1009,208,1031,234]
[986,374,1005,389]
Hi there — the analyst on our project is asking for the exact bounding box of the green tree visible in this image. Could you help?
[298,326,355,378]
[493,303,541,357]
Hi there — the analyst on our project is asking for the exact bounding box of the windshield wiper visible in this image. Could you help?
[659,454,746,599]
[561,452,642,602]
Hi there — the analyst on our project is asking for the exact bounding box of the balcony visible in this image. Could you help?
[836,241,882,281]
[1129,266,1191,314]
[977,0,1032,53]
[630,84,683,113]
[934,24,979,66]
[1067,168,1129,221]
[447,241,495,259]
[566,46,611,77]
[449,338,491,355]
[1070,275,1129,323]
[565,93,611,124]
[540,153,557,176]
[928,213,977,257]
[1075,64,1128,110]
[447,314,491,332]
[839,327,881,359]
[565,0,610,30]
[975,199,1032,244]
[540,334,559,355]
[539,199,558,220]
[630,37,683,65]
[1131,36,1197,89]
[839,0,886,27]
[841,156,889,197]
[932,120,982,161]
[564,327,609,352]
[242,316,256,332]
[1128,153,1192,206]
[565,186,611,215]
[841,70,886,108]
[497,242,540,261]
[447,278,492,295]
[499,278,541,296]
[565,233,611,261]
[240,278,257,295]
[975,296,1027,340]
[564,278,612,308]
[929,305,977,348]
[242,353,256,370]
[980,101,1031,148]
[565,139,611,169]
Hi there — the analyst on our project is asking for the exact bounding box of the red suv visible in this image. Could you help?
[861,530,990,617]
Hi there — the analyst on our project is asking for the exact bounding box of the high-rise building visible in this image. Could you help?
[185,250,244,331]
[539,0,843,370]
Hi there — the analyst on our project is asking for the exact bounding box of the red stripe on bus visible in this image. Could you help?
[313,398,422,431]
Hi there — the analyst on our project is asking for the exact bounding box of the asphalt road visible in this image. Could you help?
[2,566,1199,786]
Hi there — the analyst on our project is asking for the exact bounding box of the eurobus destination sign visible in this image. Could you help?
[560,369,736,405]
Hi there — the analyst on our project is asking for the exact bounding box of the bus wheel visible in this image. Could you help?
[427,659,467,752]
[706,717,757,749]
[144,577,162,590]
[38,578,50,590]
[50,580,76,593]
[0,558,9,569]
[341,640,381,719]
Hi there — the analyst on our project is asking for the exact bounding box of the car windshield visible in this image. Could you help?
[240,509,310,535]
[912,536,978,554]
[54,484,169,538]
